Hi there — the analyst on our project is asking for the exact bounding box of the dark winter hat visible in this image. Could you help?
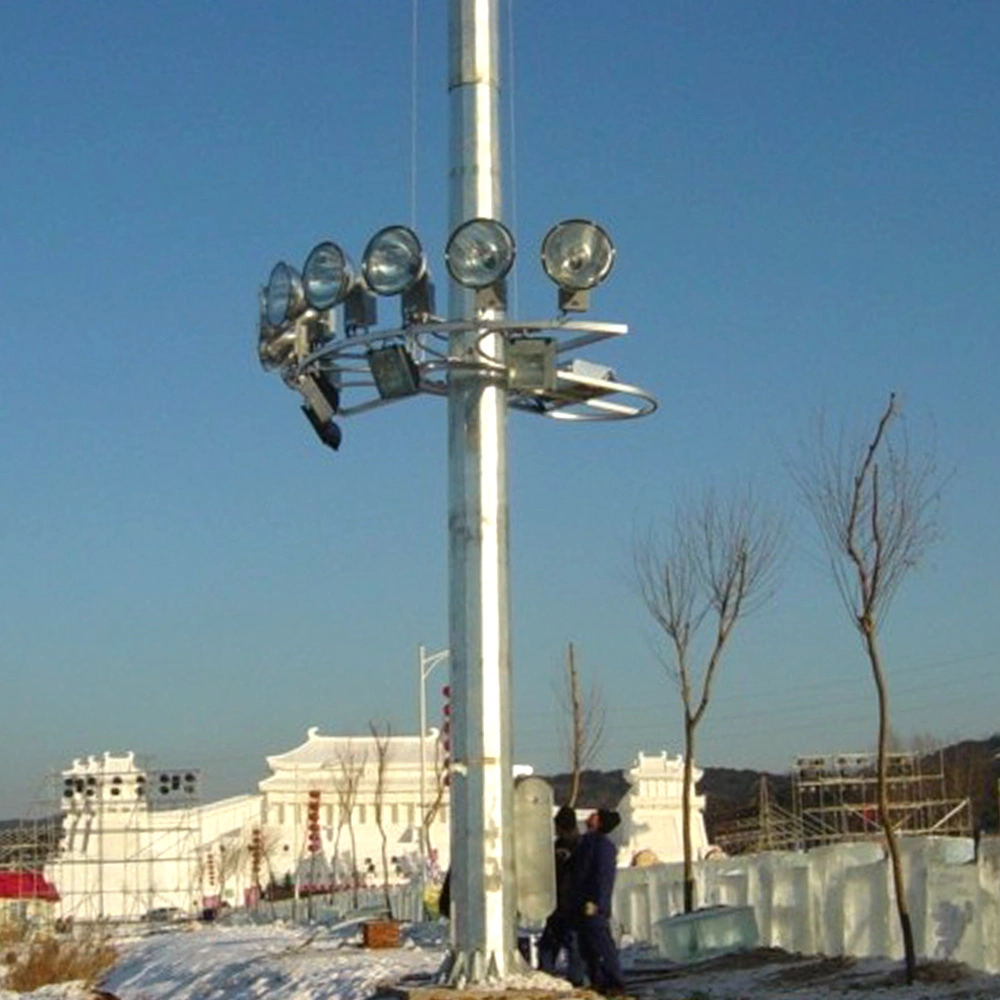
[554,805,577,832]
[597,808,621,834]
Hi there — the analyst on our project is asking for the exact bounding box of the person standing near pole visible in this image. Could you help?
[572,809,626,996]
[537,805,584,985]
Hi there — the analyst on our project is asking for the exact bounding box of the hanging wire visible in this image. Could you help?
[505,0,519,316]
[409,0,420,230]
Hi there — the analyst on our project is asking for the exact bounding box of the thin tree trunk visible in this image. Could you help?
[380,829,391,915]
[867,625,916,984]
[348,823,359,908]
[569,642,582,808]
[682,713,696,914]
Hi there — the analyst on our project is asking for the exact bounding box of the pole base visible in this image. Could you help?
[437,946,530,986]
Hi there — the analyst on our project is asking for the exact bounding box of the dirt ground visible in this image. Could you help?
[621,947,1000,999]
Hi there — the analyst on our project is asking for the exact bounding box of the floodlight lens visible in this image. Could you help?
[265,262,304,327]
[541,219,616,291]
[303,241,354,311]
[363,226,426,296]
[445,218,515,289]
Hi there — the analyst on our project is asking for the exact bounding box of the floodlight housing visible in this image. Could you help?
[555,357,618,402]
[299,372,340,420]
[507,337,556,392]
[258,290,299,371]
[541,219,616,312]
[303,241,356,312]
[402,277,436,325]
[362,226,427,296]
[445,218,515,290]
[299,372,342,452]
[369,344,421,399]
[344,287,378,332]
[264,262,306,327]
[302,407,342,451]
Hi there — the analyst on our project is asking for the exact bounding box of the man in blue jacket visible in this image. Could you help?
[537,805,584,985]
[572,808,626,996]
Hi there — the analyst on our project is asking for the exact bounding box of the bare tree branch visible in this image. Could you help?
[793,395,941,626]
[633,484,784,912]
[792,393,943,985]
[369,720,394,915]
[332,742,367,908]
[555,642,607,807]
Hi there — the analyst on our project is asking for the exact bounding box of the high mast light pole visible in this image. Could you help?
[446,1,516,979]
[255,0,656,984]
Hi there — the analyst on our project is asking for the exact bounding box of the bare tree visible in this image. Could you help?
[421,731,449,872]
[214,835,246,907]
[793,393,941,985]
[333,742,367,908]
[369,720,394,916]
[556,642,606,807]
[634,486,783,913]
[253,826,284,914]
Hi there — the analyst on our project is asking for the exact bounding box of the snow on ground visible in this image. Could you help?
[103,920,445,1000]
[5,921,1000,1000]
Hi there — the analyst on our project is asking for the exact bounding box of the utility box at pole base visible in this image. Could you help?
[513,776,556,927]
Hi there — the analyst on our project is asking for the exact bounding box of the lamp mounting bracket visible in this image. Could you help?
[280,317,656,422]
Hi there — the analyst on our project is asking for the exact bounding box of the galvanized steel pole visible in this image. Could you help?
[444,0,518,982]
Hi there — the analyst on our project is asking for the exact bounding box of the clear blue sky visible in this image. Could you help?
[2,2,998,819]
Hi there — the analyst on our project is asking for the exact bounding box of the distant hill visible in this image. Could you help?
[543,770,632,811]
[939,734,1000,832]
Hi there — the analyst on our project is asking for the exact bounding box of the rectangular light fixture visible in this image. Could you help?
[507,337,556,391]
[369,344,421,399]
[299,372,340,421]
[554,358,617,402]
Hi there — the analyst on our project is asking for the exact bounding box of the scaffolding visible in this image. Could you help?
[792,751,972,848]
[713,751,973,855]
[44,753,203,922]
[712,776,804,855]
[0,815,61,871]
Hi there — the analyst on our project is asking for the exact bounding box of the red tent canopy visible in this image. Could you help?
[0,871,60,902]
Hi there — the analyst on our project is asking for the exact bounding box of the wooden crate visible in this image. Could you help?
[362,918,400,949]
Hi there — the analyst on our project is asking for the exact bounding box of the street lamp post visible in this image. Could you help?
[417,643,450,875]
[255,0,656,983]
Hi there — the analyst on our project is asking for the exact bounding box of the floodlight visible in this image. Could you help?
[541,219,615,312]
[264,261,305,327]
[303,241,356,311]
[299,372,343,451]
[369,344,421,399]
[541,220,615,290]
[362,226,427,296]
[445,218,515,289]
[302,406,342,451]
